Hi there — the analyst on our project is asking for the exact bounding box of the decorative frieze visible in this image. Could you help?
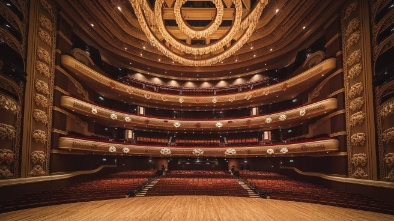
[350,97,364,111]
[32,130,47,143]
[346,30,361,50]
[225,148,236,155]
[35,80,49,95]
[0,123,16,140]
[31,150,46,164]
[192,149,204,156]
[36,61,50,78]
[350,111,365,126]
[34,93,48,107]
[160,148,171,155]
[345,18,360,37]
[348,82,363,99]
[0,94,19,114]
[348,63,362,79]
[351,133,366,146]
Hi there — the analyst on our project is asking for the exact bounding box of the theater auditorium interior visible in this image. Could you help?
[0,0,394,220]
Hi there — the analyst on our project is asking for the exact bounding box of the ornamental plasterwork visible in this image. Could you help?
[348,82,363,99]
[35,79,49,95]
[351,133,366,146]
[267,149,274,154]
[32,130,47,144]
[265,117,272,123]
[382,127,394,144]
[192,149,204,156]
[122,147,130,153]
[345,17,360,37]
[31,150,46,164]
[384,153,394,181]
[0,123,16,140]
[37,47,50,64]
[350,111,365,126]
[380,100,394,118]
[39,14,53,31]
[346,49,362,67]
[348,63,362,79]
[109,146,117,152]
[179,98,184,103]
[0,166,13,179]
[40,0,55,17]
[299,109,306,116]
[352,167,368,179]
[0,149,15,165]
[125,116,131,122]
[131,0,268,66]
[173,122,181,128]
[34,93,48,107]
[110,113,117,120]
[351,153,367,167]
[225,148,236,155]
[350,97,364,111]
[279,114,287,121]
[228,96,236,102]
[343,1,358,20]
[160,148,171,155]
[91,107,98,114]
[215,122,223,128]
[33,109,48,124]
[346,30,361,50]
[212,97,217,104]
[36,61,50,78]
[280,147,288,153]
[29,165,45,176]
[0,94,19,114]
[38,27,52,46]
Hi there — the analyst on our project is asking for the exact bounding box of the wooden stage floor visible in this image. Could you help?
[0,196,393,221]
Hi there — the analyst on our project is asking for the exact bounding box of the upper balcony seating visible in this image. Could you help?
[0,170,156,213]
[239,171,394,215]
[118,76,279,96]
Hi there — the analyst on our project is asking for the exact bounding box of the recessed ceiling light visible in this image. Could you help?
[118,6,122,11]
[270,48,273,51]
[253,54,256,57]
[143,46,146,49]
[303,26,306,29]
[90,23,94,27]
[250,46,253,49]
[124,47,127,50]
[140,53,143,56]
[276,9,279,13]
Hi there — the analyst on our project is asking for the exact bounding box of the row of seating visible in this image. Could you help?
[239,171,394,215]
[0,170,157,212]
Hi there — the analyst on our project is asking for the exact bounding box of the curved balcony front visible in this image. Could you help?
[61,55,337,110]
[58,137,339,157]
[61,96,337,131]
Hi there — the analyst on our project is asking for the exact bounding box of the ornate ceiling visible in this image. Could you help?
[56,0,344,79]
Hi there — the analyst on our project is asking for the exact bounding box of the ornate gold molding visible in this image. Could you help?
[329,131,347,137]
[54,86,70,95]
[327,88,345,98]
[52,128,68,135]
[55,65,90,101]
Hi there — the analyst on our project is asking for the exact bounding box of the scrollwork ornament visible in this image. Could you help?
[225,148,236,155]
[192,149,204,156]
[347,49,362,67]
[215,122,223,128]
[280,148,288,153]
[34,94,48,107]
[32,130,47,144]
[37,47,50,64]
[343,1,358,20]
[0,166,13,178]
[350,97,364,111]
[351,133,366,146]
[160,148,171,155]
[0,149,15,165]
[31,151,46,164]
[122,147,130,153]
[380,100,394,118]
[351,153,367,167]
[267,149,274,155]
[35,80,49,95]
[299,109,306,116]
[382,127,394,144]
[110,113,117,120]
[345,18,360,37]
[348,83,363,99]
[39,14,53,31]
[33,109,48,124]
[29,165,45,176]
[350,111,365,126]
[38,28,52,46]
[0,123,16,140]
[36,61,50,78]
[279,114,287,121]
[91,107,98,114]
[265,117,272,123]
[0,94,19,114]
[125,116,131,122]
[352,167,368,179]
[348,63,362,79]
[346,30,361,50]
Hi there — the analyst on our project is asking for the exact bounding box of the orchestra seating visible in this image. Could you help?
[147,170,249,197]
[239,171,394,214]
[0,170,156,212]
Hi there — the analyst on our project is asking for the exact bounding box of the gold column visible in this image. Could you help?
[21,0,57,177]
[341,0,377,180]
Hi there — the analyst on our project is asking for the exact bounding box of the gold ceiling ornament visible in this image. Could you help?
[130,0,268,66]
[174,0,224,39]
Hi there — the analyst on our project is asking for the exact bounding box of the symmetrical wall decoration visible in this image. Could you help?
[33,109,48,124]
[342,0,376,179]
[0,149,15,179]
[192,149,204,156]
[36,61,50,78]
[29,151,46,176]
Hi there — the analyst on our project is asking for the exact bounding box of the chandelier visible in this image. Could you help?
[130,0,268,66]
